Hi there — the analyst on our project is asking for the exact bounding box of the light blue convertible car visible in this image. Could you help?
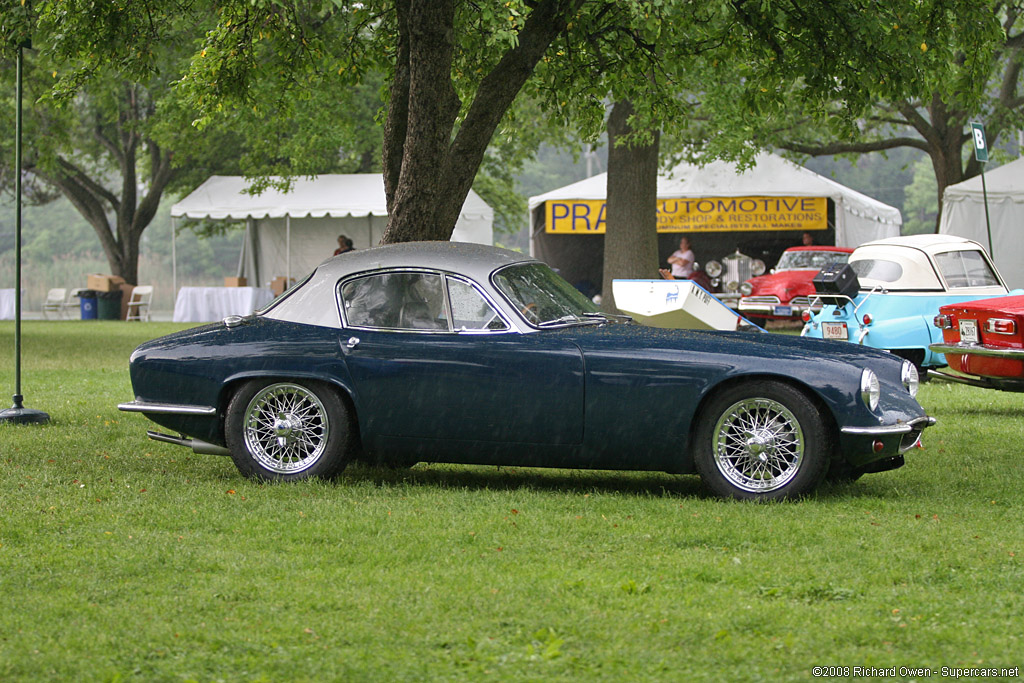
[802,235,1018,371]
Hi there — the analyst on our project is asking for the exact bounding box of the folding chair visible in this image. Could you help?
[126,285,153,322]
[61,288,85,318]
[42,288,67,320]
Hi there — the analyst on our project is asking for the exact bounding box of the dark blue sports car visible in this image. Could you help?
[119,242,933,500]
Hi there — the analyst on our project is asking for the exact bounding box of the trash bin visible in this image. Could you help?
[96,290,123,320]
[77,290,98,320]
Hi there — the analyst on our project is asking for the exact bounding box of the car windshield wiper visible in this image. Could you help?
[537,314,600,328]
[581,312,633,324]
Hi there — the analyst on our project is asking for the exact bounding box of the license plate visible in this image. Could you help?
[959,318,979,343]
[822,322,848,340]
[773,305,792,316]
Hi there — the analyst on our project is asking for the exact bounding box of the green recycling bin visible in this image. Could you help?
[96,290,123,320]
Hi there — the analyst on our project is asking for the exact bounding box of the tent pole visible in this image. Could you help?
[237,220,247,278]
[171,217,177,300]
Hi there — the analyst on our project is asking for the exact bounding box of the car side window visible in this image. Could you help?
[447,278,508,331]
[934,250,1000,288]
[341,272,449,331]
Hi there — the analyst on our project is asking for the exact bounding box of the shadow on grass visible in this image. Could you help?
[336,462,877,502]
[932,405,1023,418]
[338,461,711,499]
[185,453,874,502]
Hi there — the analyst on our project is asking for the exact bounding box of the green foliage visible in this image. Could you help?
[671,0,1005,160]
[903,157,941,235]
[2,322,1024,679]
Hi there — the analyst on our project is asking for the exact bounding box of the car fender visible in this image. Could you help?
[218,369,360,420]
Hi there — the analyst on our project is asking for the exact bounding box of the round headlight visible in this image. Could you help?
[739,281,753,296]
[860,369,880,411]
[902,360,919,398]
[705,260,723,278]
[726,280,740,293]
[751,259,767,276]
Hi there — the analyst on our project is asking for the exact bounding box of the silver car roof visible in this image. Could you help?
[263,241,538,328]
[312,241,535,281]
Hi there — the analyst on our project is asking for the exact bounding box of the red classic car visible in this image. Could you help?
[738,246,854,321]
[929,294,1024,391]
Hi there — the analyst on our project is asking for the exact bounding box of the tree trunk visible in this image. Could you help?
[601,100,660,314]
[379,0,583,245]
[44,135,173,285]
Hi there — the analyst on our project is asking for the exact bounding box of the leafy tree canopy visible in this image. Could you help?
[6,0,1010,253]
[666,0,1017,227]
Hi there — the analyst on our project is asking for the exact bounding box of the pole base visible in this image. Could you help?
[0,405,50,425]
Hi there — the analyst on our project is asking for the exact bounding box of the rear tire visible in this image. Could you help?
[694,381,830,500]
[225,380,354,481]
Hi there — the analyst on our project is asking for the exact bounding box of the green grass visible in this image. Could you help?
[2,321,1023,681]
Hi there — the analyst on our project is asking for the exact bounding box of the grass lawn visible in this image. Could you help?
[2,321,1022,681]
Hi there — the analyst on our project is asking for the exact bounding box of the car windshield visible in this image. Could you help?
[777,250,850,271]
[493,263,602,326]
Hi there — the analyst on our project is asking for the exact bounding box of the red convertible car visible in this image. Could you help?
[930,294,1024,391]
[738,246,854,321]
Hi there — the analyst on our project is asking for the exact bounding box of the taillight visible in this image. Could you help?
[862,313,873,325]
[985,318,1017,335]
[934,314,953,329]
[801,310,811,323]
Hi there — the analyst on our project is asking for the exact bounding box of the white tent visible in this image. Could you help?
[528,153,901,290]
[171,174,494,290]
[939,156,1024,290]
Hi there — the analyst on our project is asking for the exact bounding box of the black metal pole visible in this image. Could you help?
[1,44,49,425]
[981,167,993,259]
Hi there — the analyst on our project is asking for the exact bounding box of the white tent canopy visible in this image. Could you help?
[939,156,1024,290]
[171,174,494,289]
[528,152,901,292]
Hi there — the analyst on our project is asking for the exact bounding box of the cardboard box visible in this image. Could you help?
[270,276,295,297]
[87,273,127,292]
[224,277,248,287]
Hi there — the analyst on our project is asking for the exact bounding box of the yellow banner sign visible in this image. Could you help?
[545,197,827,234]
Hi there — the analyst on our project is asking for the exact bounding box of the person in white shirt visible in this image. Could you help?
[667,236,696,279]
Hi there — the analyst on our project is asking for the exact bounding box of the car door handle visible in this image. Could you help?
[346,336,360,350]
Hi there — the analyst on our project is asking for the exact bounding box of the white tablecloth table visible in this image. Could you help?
[173,286,276,323]
[0,289,21,320]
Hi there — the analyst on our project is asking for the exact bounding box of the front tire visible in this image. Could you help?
[225,380,354,481]
[694,381,830,500]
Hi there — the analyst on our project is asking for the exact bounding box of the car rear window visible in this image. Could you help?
[850,259,903,283]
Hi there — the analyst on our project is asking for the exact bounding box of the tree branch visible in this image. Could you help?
[780,137,930,156]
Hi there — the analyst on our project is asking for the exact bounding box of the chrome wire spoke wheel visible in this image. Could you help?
[712,397,804,493]
[243,383,330,474]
